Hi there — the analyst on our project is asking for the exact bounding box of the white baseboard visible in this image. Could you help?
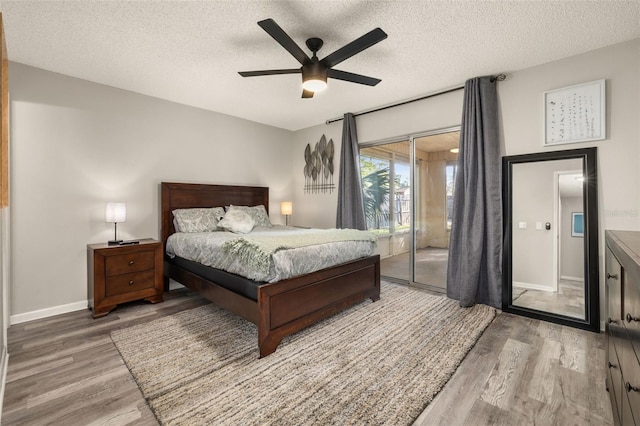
[513,281,555,293]
[0,347,8,424]
[560,275,584,282]
[10,300,88,325]
[9,282,187,325]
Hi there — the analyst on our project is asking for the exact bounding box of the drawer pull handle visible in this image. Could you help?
[128,280,135,286]
[626,313,640,323]
[607,317,618,324]
[626,382,640,393]
[608,361,618,369]
[128,260,134,266]
[607,273,618,279]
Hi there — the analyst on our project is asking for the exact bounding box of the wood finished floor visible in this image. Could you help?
[513,279,586,319]
[2,287,612,425]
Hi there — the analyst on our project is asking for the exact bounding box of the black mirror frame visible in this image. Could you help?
[502,147,599,332]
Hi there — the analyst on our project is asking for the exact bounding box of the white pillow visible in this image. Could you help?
[172,207,225,233]
[226,205,272,227]
[217,209,256,234]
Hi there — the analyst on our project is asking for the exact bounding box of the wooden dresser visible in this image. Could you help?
[606,230,640,425]
[88,238,163,318]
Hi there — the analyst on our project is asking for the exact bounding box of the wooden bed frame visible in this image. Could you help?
[161,182,381,357]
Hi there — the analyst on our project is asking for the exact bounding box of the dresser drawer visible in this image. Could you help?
[608,248,623,324]
[624,273,640,358]
[105,269,155,297]
[621,336,640,425]
[105,250,155,276]
[608,337,623,419]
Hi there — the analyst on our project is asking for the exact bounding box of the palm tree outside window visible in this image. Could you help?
[360,151,410,235]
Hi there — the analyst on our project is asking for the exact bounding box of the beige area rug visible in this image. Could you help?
[111,282,495,425]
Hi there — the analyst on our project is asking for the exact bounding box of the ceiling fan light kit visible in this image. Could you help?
[302,63,327,93]
[239,18,387,98]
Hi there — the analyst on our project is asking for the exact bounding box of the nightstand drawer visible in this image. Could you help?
[105,251,155,276]
[106,269,155,297]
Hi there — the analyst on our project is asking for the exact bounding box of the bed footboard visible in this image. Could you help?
[257,255,380,358]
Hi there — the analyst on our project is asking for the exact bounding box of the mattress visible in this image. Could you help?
[166,225,377,283]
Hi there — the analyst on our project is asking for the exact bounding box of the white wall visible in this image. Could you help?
[500,39,640,230]
[9,38,640,320]
[292,39,639,322]
[9,63,294,319]
[290,91,464,231]
[500,38,640,320]
[289,121,342,229]
[511,161,554,290]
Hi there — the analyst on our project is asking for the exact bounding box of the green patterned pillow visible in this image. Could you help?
[172,207,225,233]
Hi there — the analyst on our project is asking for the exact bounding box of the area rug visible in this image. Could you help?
[111,282,495,425]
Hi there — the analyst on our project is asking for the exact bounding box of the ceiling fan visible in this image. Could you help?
[238,19,387,98]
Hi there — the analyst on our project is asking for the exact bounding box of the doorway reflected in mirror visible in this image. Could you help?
[510,159,585,319]
[502,147,599,332]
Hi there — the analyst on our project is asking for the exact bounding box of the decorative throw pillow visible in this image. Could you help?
[172,207,225,233]
[217,209,256,234]
[226,205,272,227]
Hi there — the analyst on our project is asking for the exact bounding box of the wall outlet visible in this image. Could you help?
[518,221,527,229]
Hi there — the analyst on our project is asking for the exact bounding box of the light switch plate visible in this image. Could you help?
[519,221,527,229]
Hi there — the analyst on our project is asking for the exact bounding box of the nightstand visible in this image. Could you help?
[87,238,163,318]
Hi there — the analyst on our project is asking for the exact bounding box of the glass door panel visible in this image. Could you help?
[360,140,411,282]
[412,131,460,290]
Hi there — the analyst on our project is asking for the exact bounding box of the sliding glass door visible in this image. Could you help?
[360,128,459,292]
[360,140,411,282]
[412,130,459,291]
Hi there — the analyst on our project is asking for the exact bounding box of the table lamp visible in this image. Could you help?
[280,201,292,226]
[105,202,126,245]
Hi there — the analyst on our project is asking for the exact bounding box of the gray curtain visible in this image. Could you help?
[336,113,367,230]
[446,76,502,308]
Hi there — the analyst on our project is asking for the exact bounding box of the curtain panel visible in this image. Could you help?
[336,113,367,230]
[446,77,502,308]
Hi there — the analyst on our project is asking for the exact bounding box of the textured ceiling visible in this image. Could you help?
[1,1,639,131]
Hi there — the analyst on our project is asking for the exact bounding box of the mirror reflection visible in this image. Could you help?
[511,158,585,319]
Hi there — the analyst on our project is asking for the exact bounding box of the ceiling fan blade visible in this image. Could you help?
[302,89,314,98]
[320,28,387,68]
[238,69,301,77]
[258,19,310,66]
[327,69,381,86]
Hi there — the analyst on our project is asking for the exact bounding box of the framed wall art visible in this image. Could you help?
[572,212,584,237]
[544,79,606,146]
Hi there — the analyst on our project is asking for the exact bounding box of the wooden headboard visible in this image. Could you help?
[160,182,269,248]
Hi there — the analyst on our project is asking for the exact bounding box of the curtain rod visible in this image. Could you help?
[325,73,506,125]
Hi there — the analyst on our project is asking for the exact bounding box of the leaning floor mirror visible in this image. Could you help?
[502,147,599,332]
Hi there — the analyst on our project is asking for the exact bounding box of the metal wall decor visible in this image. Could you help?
[304,134,335,194]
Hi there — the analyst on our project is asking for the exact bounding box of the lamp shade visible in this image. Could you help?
[105,202,126,223]
[280,201,293,216]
